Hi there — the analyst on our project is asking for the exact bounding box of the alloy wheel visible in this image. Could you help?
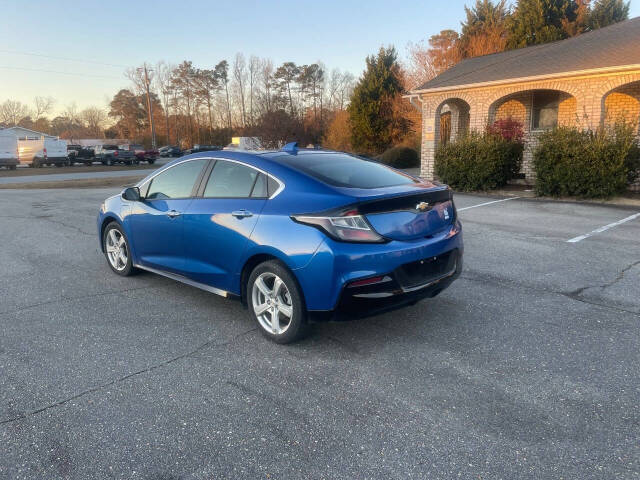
[105,228,128,271]
[251,272,294,335]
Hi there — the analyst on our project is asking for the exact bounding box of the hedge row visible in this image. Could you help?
[434,133,523,191]
[533,126,640,198]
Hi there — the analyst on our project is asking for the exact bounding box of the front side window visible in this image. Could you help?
[532,92,559,130]
[203,160,262,198]
[145,159,208,200]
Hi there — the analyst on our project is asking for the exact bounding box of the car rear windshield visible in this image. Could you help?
[103,145,118,150]
[279,153,418,189]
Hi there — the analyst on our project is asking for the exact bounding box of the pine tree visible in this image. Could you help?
[348,47,404,155]
[459,0,510,58]
[589,0,630,29]
[507,0,583,49]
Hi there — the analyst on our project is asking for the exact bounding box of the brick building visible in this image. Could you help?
[406,17,640,185]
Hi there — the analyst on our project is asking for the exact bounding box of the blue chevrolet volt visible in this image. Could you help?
[97,144,463,343]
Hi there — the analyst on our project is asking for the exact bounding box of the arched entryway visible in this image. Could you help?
[435,98,470,147]
[602,81,640,133]
[487,89,577,182]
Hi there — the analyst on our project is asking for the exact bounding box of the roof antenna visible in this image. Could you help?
[281,142,298,154]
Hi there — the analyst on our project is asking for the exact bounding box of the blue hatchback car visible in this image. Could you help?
[98,144,463,343]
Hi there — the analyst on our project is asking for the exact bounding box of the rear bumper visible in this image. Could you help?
[296,220,463,313]
[0,158,18,166]
[308,247,462,321]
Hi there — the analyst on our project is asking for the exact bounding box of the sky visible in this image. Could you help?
[1,0,639,115]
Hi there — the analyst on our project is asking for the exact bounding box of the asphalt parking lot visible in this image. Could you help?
[1,188,639,479]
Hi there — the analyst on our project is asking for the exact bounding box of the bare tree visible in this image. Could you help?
[33,96,55,120]
[80,107,107,137]
[248,55,261,126]
[214,60,232,129]
[233,53,248,127]
[194,69,218,142]
[0,100,29,126]
[260,58,274,114]
[156,61,174,144]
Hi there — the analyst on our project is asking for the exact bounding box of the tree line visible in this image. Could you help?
[1,0,630,156]
[406,0,630,88]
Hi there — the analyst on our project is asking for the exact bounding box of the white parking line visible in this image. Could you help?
[457,197,520,212]
[567,212,640,243]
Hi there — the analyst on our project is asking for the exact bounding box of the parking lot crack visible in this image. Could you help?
[567,259,640,297]
[462,269,640,317]
[0,327,258,426]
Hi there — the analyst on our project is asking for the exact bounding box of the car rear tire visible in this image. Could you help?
[103,222,136,276]
[248,260,308,344]
[106,158,114,166]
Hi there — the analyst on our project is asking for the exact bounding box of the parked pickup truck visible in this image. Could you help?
[135,149,158,164]
[94,144,137,166]
[67,144,95,165]
[120,144,157,164]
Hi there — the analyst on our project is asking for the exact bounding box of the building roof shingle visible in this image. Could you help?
[413,17,640,92]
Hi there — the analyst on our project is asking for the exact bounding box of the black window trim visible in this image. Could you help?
[196,157,285,200]
[138,156,285,201]
[139,157,211,201]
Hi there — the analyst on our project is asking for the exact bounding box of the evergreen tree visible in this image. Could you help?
[348,47,404,155]
[507,0,583,49]
[589,0,630,29]
[459,0,510,58]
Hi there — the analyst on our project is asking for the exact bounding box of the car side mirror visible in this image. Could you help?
[122,186,141,201]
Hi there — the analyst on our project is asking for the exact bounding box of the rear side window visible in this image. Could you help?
[279,153,417,189]
[203,160,260,198]
[146,159,208,199]
[251,173,268,198]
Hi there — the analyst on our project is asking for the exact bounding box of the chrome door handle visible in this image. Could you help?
[166,210,181,218]
[232,210,253,218]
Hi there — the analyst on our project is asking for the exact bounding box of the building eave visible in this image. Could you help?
[406,64,640,97]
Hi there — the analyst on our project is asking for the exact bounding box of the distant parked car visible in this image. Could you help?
[67,144,95,165]
[0,134,19,170]
[19,137,69,168]
[159,145,182,157]
[94,144,137,166]
[135,149,158,164]
[185,144,222,154]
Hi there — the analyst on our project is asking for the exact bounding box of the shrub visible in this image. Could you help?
[377,146,419,168]
[487,117,525,143]
[533,124,639,198]
[435,133,523,191]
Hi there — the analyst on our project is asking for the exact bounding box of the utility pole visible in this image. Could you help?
[139,63,157,149]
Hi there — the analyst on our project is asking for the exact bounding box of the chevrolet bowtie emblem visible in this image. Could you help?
[416,201,430,211]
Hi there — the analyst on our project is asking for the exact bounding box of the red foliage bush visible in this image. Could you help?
[487,117,524,143]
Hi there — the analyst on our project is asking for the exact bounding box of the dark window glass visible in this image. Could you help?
[279,153,417,189]
[532,92,559,130]
[251,173,267,197]
[267,176,280,196]
[204,160,259,198]
[146,159,207,200]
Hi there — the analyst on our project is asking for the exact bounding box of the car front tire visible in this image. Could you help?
[103,222,136,276]
[248,260,308,344]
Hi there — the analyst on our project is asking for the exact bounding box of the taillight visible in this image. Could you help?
[114,150,119,157]
[43,148,48,159]
[292,212,386,243]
